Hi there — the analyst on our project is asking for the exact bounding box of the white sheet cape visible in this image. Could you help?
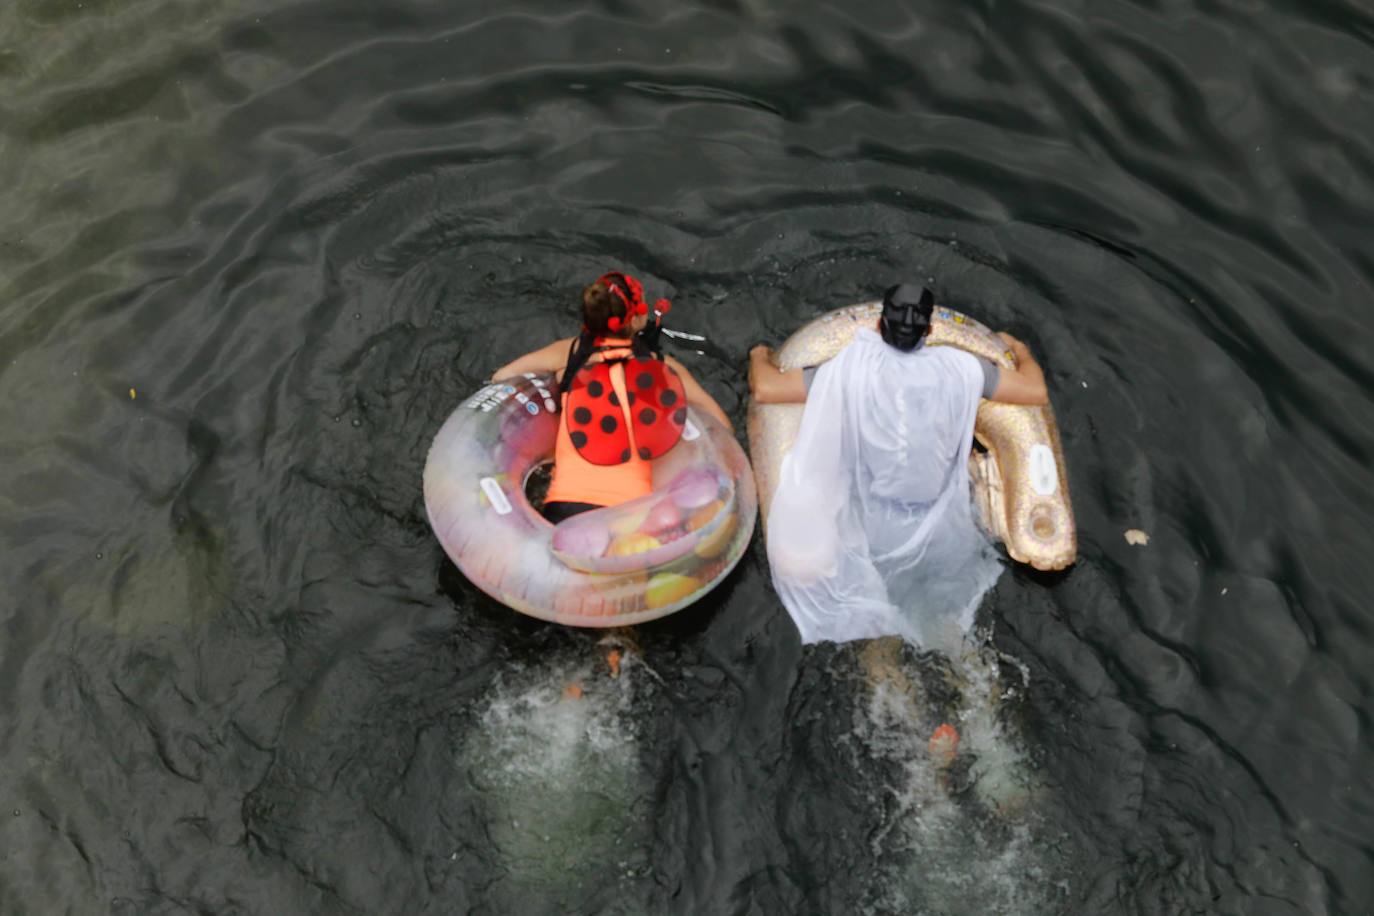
[766,329,1003,649]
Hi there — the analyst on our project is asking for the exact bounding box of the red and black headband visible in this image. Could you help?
[599,271,670,331]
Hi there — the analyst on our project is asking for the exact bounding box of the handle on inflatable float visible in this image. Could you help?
[424,372,757,626]
[746,302,1075,572]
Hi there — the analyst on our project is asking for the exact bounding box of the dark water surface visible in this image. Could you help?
[3,0,1373,912]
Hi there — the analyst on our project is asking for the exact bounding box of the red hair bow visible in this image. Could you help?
[600,272,656,331]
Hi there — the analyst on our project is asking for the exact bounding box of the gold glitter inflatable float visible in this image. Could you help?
[747,302,1076,572]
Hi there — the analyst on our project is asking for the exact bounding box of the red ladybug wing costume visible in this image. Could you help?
[559,271,686,467]
[621,357,688,459]
[564,355,686,465]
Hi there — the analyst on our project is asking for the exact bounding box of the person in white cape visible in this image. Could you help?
[748,284,1049,650]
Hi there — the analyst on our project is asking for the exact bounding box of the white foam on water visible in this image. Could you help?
[854,639,1069,915]
[460,649,651,888]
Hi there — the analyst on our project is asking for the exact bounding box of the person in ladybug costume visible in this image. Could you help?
[490,272,733,523]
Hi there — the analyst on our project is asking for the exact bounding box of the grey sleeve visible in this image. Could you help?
[978,357,1000,399]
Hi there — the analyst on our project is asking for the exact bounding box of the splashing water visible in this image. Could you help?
[850,637,1069,915]
[460,648,652,892]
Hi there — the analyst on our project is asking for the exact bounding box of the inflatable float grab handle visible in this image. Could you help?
[550,464,736,575]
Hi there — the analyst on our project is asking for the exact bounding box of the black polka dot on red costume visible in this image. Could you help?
[600,415,618,434]
[627,392,636,405]
[639,408,657,425]
[587,380,604,398]
[570,431,588,448]
[673,408,687,425]
[620,449,631,462]
[638,447,651,460]
[636,372,653,390]
[573,406,592,425]
[608,392,620,407]
[659,389,678,407]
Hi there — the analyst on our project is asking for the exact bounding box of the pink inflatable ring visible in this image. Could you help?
[424,372,757,626]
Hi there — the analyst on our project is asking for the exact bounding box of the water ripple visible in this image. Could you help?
[3,0,1374,912]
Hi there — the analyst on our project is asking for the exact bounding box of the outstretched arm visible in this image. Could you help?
[490,337,576,383]
[748,345,808,404]
[989,333,1049,406]
[664,355,734,433]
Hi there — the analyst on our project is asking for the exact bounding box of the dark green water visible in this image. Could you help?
[2,0,1372,912]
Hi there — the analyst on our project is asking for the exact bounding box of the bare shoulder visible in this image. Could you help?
[546,336,577,355]
[490,336,579,382]
[663,353,697,378]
